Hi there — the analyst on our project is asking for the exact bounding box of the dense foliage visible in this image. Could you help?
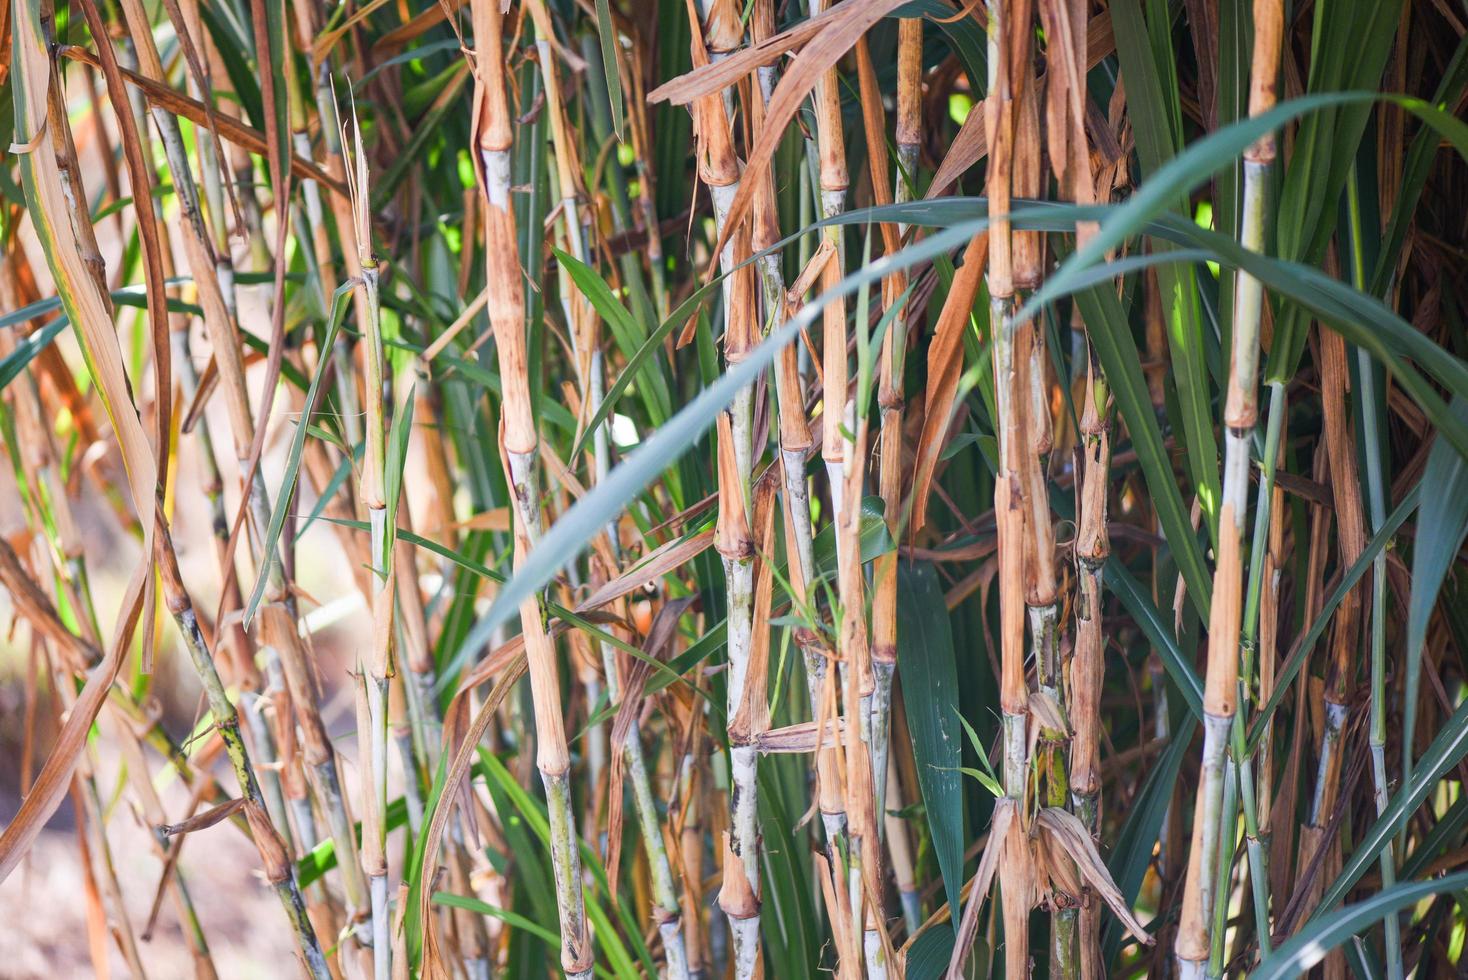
[1,0,1467,976]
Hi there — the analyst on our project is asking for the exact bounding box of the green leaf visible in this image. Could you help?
[555,249,670,428]
[1248,483,1422,751]
[1107,560,1203,719]
[1404,399,1468,781]
[1104,710,1198,964]
[905,924,961,980]
[594,0,624,138]
[1258,872,1468,980]
[0,318,66,391]
[898,560,965,921]
[381,384,417,570]
[431,893,567,960]
[1015,91,1468,328]
[1314,696,1468,915]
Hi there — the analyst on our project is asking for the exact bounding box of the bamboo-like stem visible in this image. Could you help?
[749,0,817,696]
[1229,382,1287,964]
[802,0,858,877]
[810,0,850,524]
[985,0,1033,973]
[853,39,906,863]
[590,359,690,979]
[155,522,332,978]
[895,17,923,213]
[468,2,592,974]
[685,3,764,973]
[1176,1,1282,972]
[348,159,394,977]
[1072,339,1110,979]
[1348,165,1404,979]
[675,707,709,978]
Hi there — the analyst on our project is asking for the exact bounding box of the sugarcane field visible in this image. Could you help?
[1,0,1467,976]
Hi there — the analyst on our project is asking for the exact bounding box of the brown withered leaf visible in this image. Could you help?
[925,11,1117,200]
[577,530,715,613]
[911,233,989,534]
[1036,806,1154,944]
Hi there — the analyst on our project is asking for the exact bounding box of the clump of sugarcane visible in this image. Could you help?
[468,1,592,974]
[0,324,212,975]
[1175,0,1283,973]
[115,0,364,915]
[9,4,330,968]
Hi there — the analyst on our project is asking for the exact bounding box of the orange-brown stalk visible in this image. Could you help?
[468,1,591,975]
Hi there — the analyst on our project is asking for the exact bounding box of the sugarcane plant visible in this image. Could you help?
[2,0,1468,978]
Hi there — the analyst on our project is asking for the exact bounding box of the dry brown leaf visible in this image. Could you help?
[59,46,347,196]
[1036,806,1154,944]
[911,233,989,533]
[947,798,1023,979]
[925,11,1116,200]
[576,530,715,613]
[672,0,911,273]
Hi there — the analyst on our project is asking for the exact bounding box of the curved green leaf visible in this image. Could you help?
[1256,872,1468,980]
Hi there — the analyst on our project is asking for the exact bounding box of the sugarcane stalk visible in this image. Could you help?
[350,181,395,978]
[469,2,592,974]
[680,3,764,973]
[895,18,923,214]
[156,522,332,978]
[810,0,850,525]
[1007,2,1077,970]
[675,709,709,979]
[1176,1,1282,972]
[1229,382,1288,964]
[590,360,690,979]
[748,0,819,703]
[1072,339,1110,978]
[839,396,889,978]
[1348,166,1404,979]
[983,0,1036,973]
